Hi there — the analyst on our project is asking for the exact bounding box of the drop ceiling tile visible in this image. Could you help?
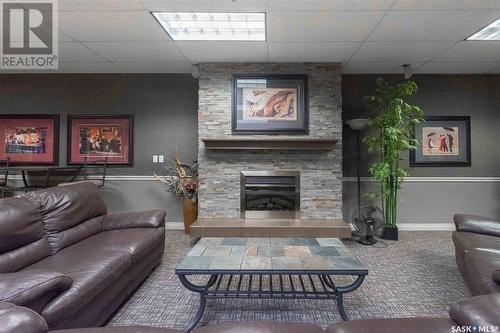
[342,62,424,74]
[433,41,500,63]
[393,0,500,10]
[368,10,500,42]
[142,0,393,11]
[57,62,124,73]
[83,42,186,62]
[415,62,499,74]
[266,0,394,11]
[58,0,145,11]
[59,42,106,63]
[117,62,192,73]
[175,42,267,62]
[59,11,169,41]
[350,42,455,62]
[267,11,385,42]
[268,42,359,62]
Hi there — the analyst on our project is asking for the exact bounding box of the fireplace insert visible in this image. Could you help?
[240,171,300,219]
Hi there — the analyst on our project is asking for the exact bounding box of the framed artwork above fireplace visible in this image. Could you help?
[232,74,308,135]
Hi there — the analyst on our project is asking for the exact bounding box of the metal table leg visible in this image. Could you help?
[322,274,365,320]
[178,275,217,332]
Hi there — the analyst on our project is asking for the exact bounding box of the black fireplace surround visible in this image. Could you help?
[240,171,300,219]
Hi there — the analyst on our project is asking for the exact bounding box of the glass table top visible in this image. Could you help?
[176,237,368,275]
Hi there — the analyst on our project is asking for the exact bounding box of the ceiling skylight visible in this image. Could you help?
[467,17,500,40]
[152,12,266,41]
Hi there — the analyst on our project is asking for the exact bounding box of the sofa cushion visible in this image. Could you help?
[82,228,164,263]
[0,301,48,333]
[25,183,107,254]
[0,269,72,312]
[25,242,130,326]
[464,248,500,295]
[193,321,323,333]
[452,232,500,253]
[325,318,455,333]
[0,197,51,273]
[449,292,500,327]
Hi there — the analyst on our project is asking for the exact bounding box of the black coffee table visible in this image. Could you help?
[175,237,368,332]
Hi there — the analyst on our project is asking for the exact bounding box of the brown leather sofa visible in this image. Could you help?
[0,183,165,330]
[1,292,499,333]
[452,214,500,296]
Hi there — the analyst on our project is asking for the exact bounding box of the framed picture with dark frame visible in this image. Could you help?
[67,115,134,166]
[0,114,59,165]
[410,116,471,167]
[232,74,308,134]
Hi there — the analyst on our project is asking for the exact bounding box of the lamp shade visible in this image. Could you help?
[345,118,369,131]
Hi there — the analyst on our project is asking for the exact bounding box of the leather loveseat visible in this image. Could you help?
[0,183,166,330]
[1,292,499,333]
[452,214,500,296]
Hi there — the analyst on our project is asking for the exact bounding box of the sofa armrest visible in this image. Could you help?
[453,214,500,237]
[102,209,166,231]
[494,270,500,284]
[0,269,73,311]
[0,301,48,333]
[449,292,500,327]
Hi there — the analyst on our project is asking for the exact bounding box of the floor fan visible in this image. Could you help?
[345,119,383,246]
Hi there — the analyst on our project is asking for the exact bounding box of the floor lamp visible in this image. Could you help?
[345,118,369,235]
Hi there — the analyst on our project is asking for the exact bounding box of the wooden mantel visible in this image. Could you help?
[201,137,338,150]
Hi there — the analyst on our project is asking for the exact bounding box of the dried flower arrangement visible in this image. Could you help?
[153,152,198,202]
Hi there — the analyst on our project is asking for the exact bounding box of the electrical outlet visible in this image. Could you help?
[153,155,158,163]
[158,155,164,163]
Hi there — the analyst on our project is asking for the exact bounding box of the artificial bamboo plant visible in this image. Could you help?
[363,78,424,232]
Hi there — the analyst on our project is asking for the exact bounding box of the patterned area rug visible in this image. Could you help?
[108,230,468,330]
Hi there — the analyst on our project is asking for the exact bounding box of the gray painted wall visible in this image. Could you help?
[343,75,500,177]
[0,74,198,220]
[342,75,500,223]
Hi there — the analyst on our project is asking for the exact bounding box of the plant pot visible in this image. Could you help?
[182,198,198,235]
[381,225,398,241]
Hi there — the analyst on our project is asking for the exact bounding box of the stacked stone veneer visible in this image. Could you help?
[198,63,342,219]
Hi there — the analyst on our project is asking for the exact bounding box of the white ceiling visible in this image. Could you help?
[2,0,500,74]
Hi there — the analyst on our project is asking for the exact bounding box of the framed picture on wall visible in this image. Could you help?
[232,74,308,134]
[0,114,59,165]
[68,115,133,166]
[410,116,471,167]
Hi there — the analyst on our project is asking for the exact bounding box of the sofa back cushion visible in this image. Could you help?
[449,292,500,327]
[0,197,51,273]
[26,183,107,254]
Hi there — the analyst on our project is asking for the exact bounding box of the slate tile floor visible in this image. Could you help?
[108,231,469,330]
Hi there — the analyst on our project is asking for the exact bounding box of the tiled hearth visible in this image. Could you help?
[190,219,351,238]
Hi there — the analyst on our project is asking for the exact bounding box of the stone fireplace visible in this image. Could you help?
[197,63,342,220]
[240,171,300,219]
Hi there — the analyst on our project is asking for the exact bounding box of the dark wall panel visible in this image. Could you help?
[0,74,199,175]
[342,74,500,177]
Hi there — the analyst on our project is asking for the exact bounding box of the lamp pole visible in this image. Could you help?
[345,119,369,221]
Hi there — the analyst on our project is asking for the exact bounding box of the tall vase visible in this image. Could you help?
[182,198,198,234]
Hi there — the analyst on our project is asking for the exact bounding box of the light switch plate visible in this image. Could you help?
[153,155,158,163]
[159,155,164,163]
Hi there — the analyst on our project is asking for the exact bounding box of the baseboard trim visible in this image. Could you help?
[165,222,184,230]
[397,223,455,231]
